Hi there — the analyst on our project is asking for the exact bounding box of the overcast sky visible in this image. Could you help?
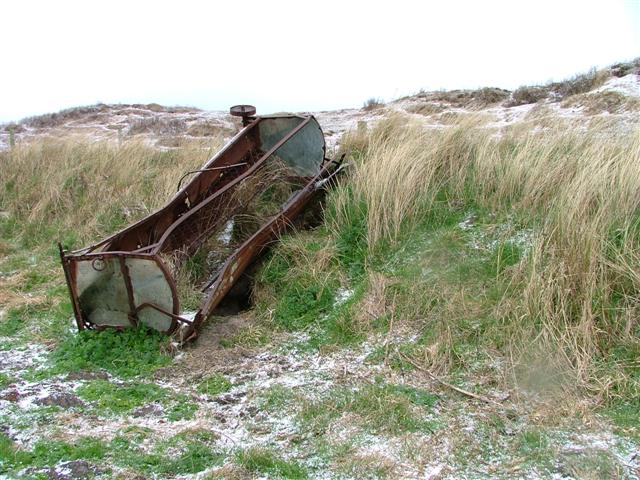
[0,0,638,122]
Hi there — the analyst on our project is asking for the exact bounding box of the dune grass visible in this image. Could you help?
[0,136,223,250]
[253,114,640,402]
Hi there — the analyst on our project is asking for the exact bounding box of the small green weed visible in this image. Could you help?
[0,433,107,473]
[0,373,13,389]
[197,374,232,396]
[236,448,308,479]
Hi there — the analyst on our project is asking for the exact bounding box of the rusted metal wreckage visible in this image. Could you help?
[59,106,344,343]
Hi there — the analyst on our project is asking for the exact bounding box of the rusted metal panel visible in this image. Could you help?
[59,108,342,342]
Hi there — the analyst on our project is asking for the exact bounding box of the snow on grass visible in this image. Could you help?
[0,343,49,374]
[595,74,640,97]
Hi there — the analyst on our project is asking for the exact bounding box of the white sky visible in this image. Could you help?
[0,0,638,122]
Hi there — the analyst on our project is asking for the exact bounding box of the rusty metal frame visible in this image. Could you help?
[59,111,343,342]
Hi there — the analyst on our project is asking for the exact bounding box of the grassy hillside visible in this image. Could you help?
[285,114,640,399]
[1,107,639,477]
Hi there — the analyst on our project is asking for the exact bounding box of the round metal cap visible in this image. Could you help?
[230,105,256,117]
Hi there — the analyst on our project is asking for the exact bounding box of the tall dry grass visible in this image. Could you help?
[0,136,223,248]
[336,114,640,396]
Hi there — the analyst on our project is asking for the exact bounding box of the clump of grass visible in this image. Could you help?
[508,67,609,106]
[219,322,271,348]
[110,429,223,476]
[235,448,308,479]
[418,87,510,108]
[551,67,609,98]
[0,373,14,389]
[0,433,107,472]
[21,104,109,128]
[128,116,187,136]
[254,232,340,331]
[508,85,550,106]
[610,58,640,77]
[300,381,438,436]
[406,102,446,116]
[187,120,228,137]
[473,87,511,106]
[332,114,483,248]
[362,97,384,111]
[197,373,232,396]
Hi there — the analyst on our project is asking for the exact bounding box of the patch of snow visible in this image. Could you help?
[424,463,445,479]
[0,343,49,374]
[334,287,354,307]
[217,219,234,245]
[54,463,73,477]
[595,74,640,97]
[458,213,477,231]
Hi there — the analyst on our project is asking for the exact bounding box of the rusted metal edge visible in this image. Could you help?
[59,251,181,334]
[58,243,85,331]
[150,116,314,255]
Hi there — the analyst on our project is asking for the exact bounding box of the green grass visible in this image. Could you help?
[300,381,438,436]
[111,429,224,476]
[603,400,640,441]
[259,384,296,411]
[75,379,199,420]
[197,374,232,396]
[77,380,166,414]
[166,394,199,421]
[48,326,172,379]
[0,429,224,477]
[0,373,13,389]
[517,429,553,467]
[0,310,24,337]
[0,406,62,440]
[0,433,107,473]
[558,449,625,479]
[219,323,271,348]
[236,448,308,479]
[258,243,340,331]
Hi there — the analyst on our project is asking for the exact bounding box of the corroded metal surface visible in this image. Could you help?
[59,109,343,342]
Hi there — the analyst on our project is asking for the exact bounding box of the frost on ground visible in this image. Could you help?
[1,321,638,479]
[595,74,640,97]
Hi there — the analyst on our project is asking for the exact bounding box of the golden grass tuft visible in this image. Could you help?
[0,136,224,247]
